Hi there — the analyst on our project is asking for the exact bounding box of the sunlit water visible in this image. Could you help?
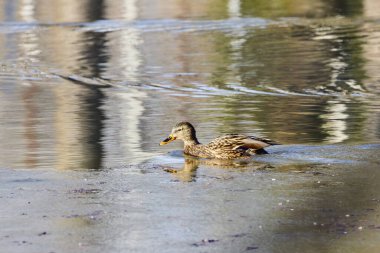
[0,1,380,253]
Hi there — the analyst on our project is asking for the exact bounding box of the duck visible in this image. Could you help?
[159,122,279,159]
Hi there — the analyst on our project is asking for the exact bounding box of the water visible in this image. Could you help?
[0,1,380,252]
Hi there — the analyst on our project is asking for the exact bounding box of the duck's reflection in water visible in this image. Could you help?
[163,155,272,182]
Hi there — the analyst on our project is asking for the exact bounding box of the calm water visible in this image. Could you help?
[0,1,380,252]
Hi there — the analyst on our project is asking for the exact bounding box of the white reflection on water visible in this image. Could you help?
[103,0,153,163]
[228,0,248,87]
[320,100,349,143]
[117,89,149,161]
[113,0,145,160]
[228,0,241,19]
[19,0,35,22]
[105,0,141,81]
[106,0,138,21]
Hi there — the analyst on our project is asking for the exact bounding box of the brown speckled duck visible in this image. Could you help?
[160,122,279,159]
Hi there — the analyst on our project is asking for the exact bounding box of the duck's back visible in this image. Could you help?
[204,134,278,159]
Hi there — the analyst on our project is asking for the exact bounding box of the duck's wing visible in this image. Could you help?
[207,134,278,151]
[248,136,280,147]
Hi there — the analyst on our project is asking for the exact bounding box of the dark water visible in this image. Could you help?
[0,1,380,252]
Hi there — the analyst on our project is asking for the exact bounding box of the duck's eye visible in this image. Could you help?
[174,128,183,133]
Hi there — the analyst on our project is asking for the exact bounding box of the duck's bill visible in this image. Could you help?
[159,135,176,145]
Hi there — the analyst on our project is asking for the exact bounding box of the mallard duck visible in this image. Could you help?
[160,122,279,159]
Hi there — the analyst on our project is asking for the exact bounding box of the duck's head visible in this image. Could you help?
[160,122,197,145]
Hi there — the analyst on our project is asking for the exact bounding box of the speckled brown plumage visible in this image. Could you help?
[160,122,279,159]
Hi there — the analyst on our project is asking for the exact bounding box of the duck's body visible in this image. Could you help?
[160,122,278,159]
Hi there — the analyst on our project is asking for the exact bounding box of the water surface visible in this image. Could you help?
[0,1,380,252]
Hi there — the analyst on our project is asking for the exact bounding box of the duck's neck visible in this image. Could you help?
[183,138,200,147]
[183,138,201,156]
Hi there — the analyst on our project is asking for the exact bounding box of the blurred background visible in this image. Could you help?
[0,0,379,170]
